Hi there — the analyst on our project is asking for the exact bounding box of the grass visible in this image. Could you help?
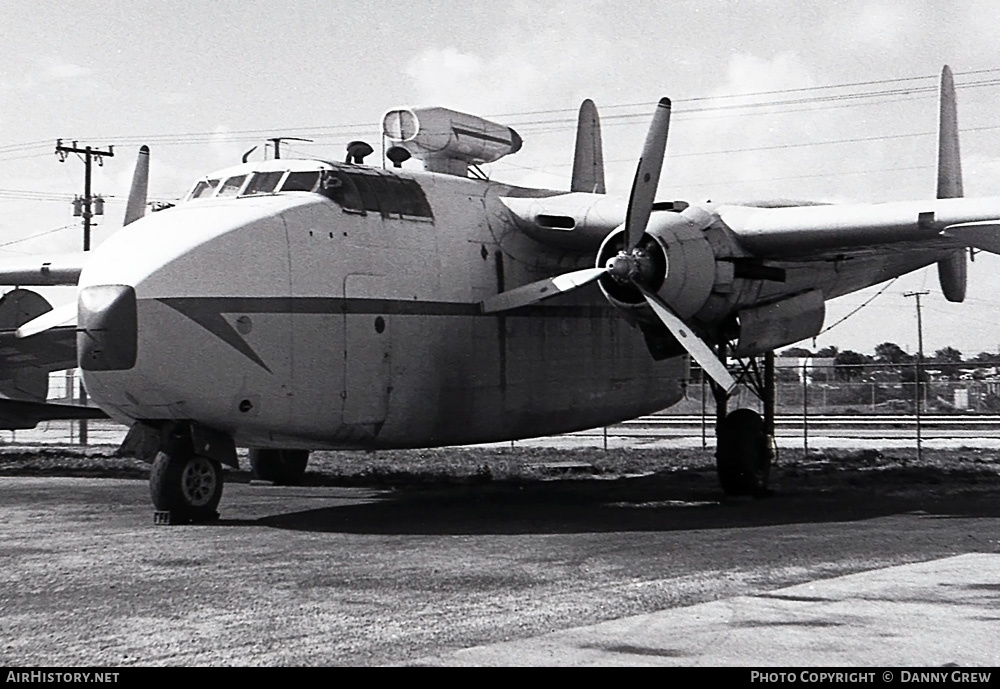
[0,444,998,490]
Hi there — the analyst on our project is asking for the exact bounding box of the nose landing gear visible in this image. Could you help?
[149,436,223,524]
[124,421,236,524]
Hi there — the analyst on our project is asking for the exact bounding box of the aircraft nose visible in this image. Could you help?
[78,284,138,371]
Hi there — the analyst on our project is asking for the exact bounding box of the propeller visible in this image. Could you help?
[481,97,737,393]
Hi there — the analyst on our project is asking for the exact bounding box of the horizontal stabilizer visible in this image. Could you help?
[942,222,1000,254]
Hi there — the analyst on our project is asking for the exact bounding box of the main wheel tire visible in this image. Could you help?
[249,448,309,485]
[716,408,771,497]
[149,450,223,523]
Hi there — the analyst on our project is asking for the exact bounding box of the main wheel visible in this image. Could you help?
[149,450,223,523]
[249,448,309,485]
[716,408,771,497]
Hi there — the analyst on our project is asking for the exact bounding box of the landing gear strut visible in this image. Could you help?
[710,345,776,497]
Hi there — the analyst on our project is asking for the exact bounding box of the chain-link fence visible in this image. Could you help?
[6,363,999,447]
[675,361,999,416]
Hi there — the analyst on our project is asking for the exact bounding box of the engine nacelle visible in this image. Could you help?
[382,106,522,176]
[732,290,825,357]
[596,206,720,322]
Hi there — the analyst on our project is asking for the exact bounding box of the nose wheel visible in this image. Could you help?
[149,440,223,524]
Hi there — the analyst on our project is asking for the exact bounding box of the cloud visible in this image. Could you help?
[839,2,924,47]
[0,57,92,91]
[403,47,542,114]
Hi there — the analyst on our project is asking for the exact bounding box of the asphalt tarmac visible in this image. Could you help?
[1,464,998,667]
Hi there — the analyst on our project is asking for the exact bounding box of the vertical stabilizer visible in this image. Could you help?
[571,99,605,194]
[123,145,150,227]
[936,66,967,302]
[937,65,963,199]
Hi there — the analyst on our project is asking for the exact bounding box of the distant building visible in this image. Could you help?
[775,357,835,382]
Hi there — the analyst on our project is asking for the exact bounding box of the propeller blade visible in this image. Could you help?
[480,267,607,313]
[638,287,736,394]
[123,145,149,227]
[623,97,671,249]
[15,302,76,339]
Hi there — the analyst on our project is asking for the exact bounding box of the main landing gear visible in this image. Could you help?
[709,345,777,497]
[249,448,310,485]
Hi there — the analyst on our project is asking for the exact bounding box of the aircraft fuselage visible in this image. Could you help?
[78,160,686,449]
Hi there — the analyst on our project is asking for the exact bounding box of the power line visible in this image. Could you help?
[0,224,76,249]
[3,68,998,161]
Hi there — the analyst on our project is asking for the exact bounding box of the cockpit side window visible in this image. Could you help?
[281,171,320,192]
[190,179,220,199]
[242,171,285,196]
[216,175,248,197]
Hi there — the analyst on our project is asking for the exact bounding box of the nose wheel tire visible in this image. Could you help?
[716,408,772,497]
[249,448,309,485]
[149,450,223,523]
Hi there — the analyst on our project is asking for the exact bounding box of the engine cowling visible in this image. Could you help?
[597,206,720,324]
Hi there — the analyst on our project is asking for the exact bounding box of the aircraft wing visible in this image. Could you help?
[0,396,107,430]
[0,252,86,286]
[0,324,77,375]
[711,201,974,258]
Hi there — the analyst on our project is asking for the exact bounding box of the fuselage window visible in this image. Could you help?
[190,179,220,199]
[319,171,365,213]
[322,170,432,219]
[349,174,382,215]
[217,175,248,197]
[242,171,285,196]
[281,171,320,192]
[394,178,433,218]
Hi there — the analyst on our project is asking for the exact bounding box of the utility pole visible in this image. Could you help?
[904,290,929,461]
[56,140,114,445]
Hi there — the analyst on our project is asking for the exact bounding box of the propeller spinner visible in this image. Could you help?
[481,97,736,393]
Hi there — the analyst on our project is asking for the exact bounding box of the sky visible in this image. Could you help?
[3,0,1000,358]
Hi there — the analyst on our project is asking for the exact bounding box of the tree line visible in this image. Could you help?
[778,343,999,382]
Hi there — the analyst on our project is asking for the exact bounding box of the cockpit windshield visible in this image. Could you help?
[182,162,432,220]
[242,171,285,196]
[189,179,220,199]
[216,175,247,197]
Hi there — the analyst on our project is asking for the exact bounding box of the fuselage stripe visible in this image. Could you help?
[155,296,617,371]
